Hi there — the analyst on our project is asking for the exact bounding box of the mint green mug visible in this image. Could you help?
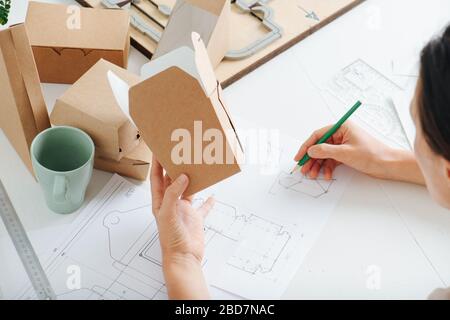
[31,126,95,214]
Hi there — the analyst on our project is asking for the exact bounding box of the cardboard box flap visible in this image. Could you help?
[108,32,217,119]
[25,1,129,51]
[125,140,152,164]
[94,140,152,181]
[142,33,217,97]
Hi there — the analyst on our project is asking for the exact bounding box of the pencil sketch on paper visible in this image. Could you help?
[269,171,335,199]
[196,199,300,280]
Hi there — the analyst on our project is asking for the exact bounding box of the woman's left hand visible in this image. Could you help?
[150,158,215,265]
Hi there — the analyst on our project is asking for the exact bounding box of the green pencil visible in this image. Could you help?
[290,100,362,174]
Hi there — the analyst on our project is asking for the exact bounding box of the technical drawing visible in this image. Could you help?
[269,171,335,198]
[325,59,410,149]
[18,168,347,299]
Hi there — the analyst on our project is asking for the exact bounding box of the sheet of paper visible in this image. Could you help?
[322,59,410,150]
[391,77,418,149]
[196,119,353,298]
[14,175,236,300]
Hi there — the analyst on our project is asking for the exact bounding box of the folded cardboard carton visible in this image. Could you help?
[108,32,243,195]
[153,0,229,68]
[50,59,140,161]
[0,23,50,176]
[25,1,130,84]
[94,140,152,181]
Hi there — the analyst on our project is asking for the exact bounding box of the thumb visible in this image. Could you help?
[307,144,350,162]
[163,174,189,205]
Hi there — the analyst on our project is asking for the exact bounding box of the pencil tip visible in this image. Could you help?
[290,165,298,175]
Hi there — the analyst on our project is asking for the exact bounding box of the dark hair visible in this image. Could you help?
[418,24,450,161]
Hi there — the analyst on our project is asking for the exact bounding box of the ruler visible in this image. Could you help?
[0,180,56,300]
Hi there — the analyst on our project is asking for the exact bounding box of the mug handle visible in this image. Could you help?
[53,176,68,203]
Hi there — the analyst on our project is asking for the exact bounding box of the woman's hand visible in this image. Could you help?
[150,157,215,299]
[295,122,425,185]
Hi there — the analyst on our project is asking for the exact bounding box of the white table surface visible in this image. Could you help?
[1,0,450,299]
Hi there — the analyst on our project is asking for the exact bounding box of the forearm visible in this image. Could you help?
[382,149,425,185]
[162,253,210,300]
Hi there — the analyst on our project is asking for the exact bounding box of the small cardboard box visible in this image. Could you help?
[94,140,152,181]
[25,1,130,84]
[109,32,243,195]
[50,59,140,161]
[0,24,50,176]
[153,0,229,68]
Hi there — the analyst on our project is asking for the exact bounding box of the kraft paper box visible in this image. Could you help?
[0,24,51,176]
[50,59,140,161]
[94,140,152,181]
[25,1,130,84]
[153,0,230,67]
[108,32,243,195]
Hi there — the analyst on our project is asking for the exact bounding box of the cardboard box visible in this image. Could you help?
[94,140,152,181]
[153,0,229,68]
[0,24,51,176]
[108,32,243,195]
[25,1,130,84]
[50,59,140,161]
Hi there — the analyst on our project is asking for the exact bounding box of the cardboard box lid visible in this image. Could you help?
[51,59,140,160]
[153,0,229,67]
[108,32,243,195]
[25,1,130,51]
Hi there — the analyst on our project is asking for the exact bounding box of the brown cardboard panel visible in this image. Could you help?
[32,47,126,84]
[25,1,130,84]
[50,59,140,161]
[26,1,129,50]
[94,141,152,181]
[0,24,50,176]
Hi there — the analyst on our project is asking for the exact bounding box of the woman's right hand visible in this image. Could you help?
[295,122,419,182]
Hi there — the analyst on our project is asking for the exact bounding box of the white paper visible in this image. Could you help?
[323,59,410,150]
[15,175,236,300]
[195,119,353,299]
[391,77,418,149]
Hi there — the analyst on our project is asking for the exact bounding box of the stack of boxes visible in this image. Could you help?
[1,0,242,191]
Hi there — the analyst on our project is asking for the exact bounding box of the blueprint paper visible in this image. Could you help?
[15,175,236,300]
[323,59,410,150]
[391,77,418,149]
[197,123,353,299]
